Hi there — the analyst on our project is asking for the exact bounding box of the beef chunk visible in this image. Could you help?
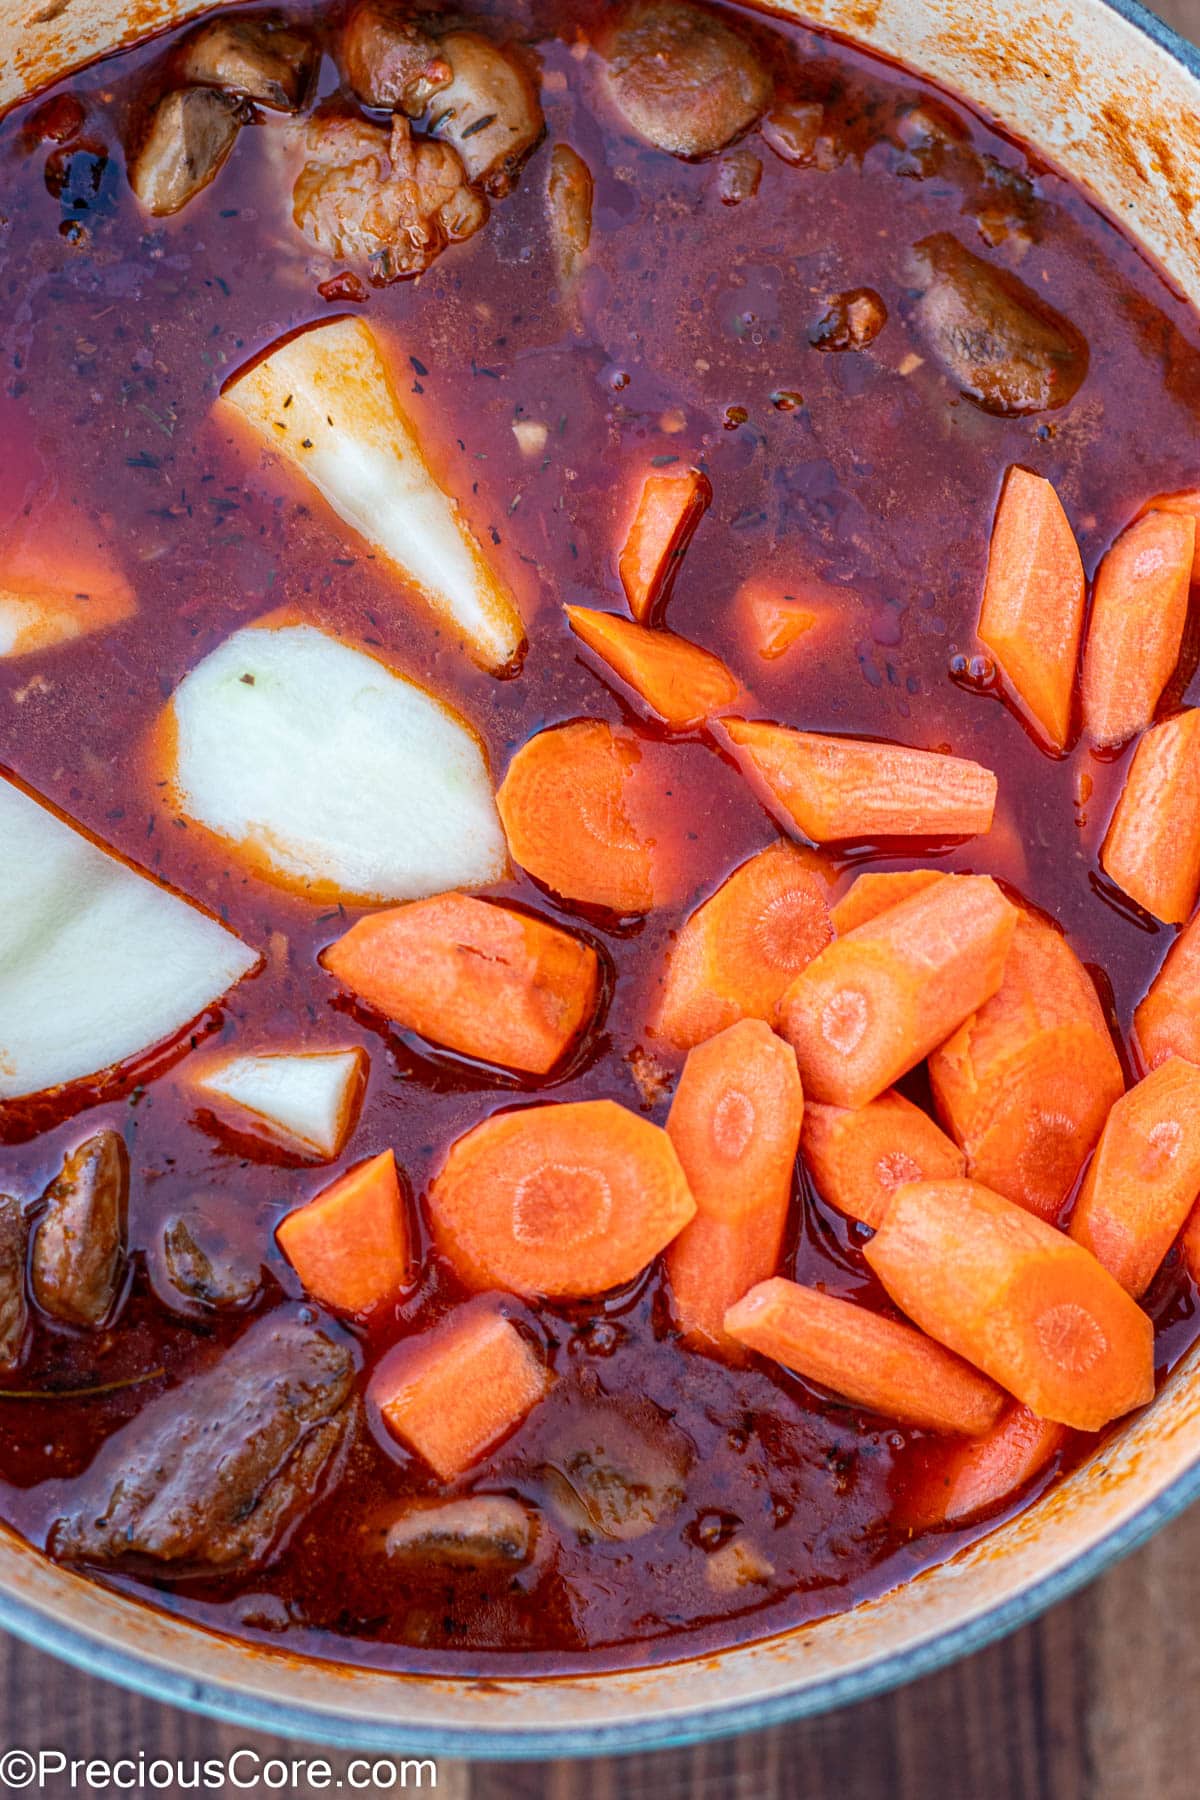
[156,1215,262,1316]
[602,0,771,160]
[0,1196,28,1372]
[382,1495,538,1569]
[909,233,1088,414]
[293,110,487,283]
[32,1128,127,1329]
[51,1309,356,1572]
[129,87,244,216]
[178,15,315,111]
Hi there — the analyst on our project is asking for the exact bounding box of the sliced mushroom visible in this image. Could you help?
[178,15,316,111]
[293,110,487,283]
[342,1,453,112]
[908,233,1087,415]
[425,31,543,196]
[128,86,244,217]
[546,143,592,281]
[602,0,771,160]
[32,1128,127,1329]
[383,1496,538,1569]
[0,1196,29,1373]
[544,1399,690,1541]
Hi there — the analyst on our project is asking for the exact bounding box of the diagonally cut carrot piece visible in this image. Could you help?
[565,606,737,730]
[1081,509,1195,748]
[1138,489,1200,581]
[725,1277,1006,1435]
[619,468,712,623]
[977,466,1085,751]
[777,874,1017,1108]
[373,1303,552,1481]
[1069,1055,1200,1297]
[865,1177,1154,1431]
[900,1404,1067,1531]
[321,892,601,1075]
[497,718,700,913]
[1101,709,1200,923]
[724,721,996,842]
[737,583,819,661]
[830,868,948,935]
[276,1149,411,1315]
[930,910,1123,1221]
[1135,909,1200,1070]
[664,1020,803,1357]
[650,841,834,1052]
[802,1089,965,1230]
[427,1098,695,1298]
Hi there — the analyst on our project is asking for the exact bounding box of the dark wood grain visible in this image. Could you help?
[5,1,1200,1792]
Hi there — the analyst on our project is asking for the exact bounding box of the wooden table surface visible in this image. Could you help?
[5,2,1200,1794]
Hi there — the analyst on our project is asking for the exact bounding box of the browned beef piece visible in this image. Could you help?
[50,1309,356,1572]
[178,14,316,111]
[0,1196,28,1372]
[32,1129,127,1329]
[602,0,771,160]
[129,87,244,217]
[909,233,1088,414]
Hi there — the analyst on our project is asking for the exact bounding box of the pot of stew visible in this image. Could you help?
[3,0,1200,1758]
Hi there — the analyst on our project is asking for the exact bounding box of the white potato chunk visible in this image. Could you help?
[193,1047,367,1159]
[0,552,135,658]
[0,777,259,1101]
[164,621,507,902]
[218,318,524,673]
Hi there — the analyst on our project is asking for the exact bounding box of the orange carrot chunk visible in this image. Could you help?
[1081,509,1195,748]
[725,1277,1006,1436]
[977,466,1085,751]
[321,893,600,1076]
[1181,1199,1200,1284]
[665,1020,804,1357]
[802,1089,965,1230]
[830,869,947,935]
[1135,909,1200,1070]
[619,467,712,623]
[497,718,698,913]
[1069,1055,1200,1297]
[864,1177,1154,1432]
[930,910,1124,1221]
[276,1149,411,1315]
[1138,488,1200,581]
[1101,709,1200,923]
[900,1404,1067,1531]
[724,721,997,842]
[374,1304,551,1481]
[737,583,819,661]
[565,605,738,730]
[778,874,1017,1108]
[651,841,834,1053]
[427,1098,696,1298]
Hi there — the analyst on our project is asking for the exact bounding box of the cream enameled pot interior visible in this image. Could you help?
[3,0,1200,1752]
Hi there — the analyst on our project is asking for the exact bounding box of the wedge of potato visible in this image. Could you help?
[162,620,507,902]
[0,776,259,1101]
[192,1047,367,1159]
[218,318,524,672]
[0,548,135,658]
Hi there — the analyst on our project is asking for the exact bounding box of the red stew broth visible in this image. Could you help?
[1,0,1199,1676]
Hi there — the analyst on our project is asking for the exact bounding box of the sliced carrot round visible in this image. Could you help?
[427,1098,696,1298]
[497,719,702,913]
[652,842,834,1052]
